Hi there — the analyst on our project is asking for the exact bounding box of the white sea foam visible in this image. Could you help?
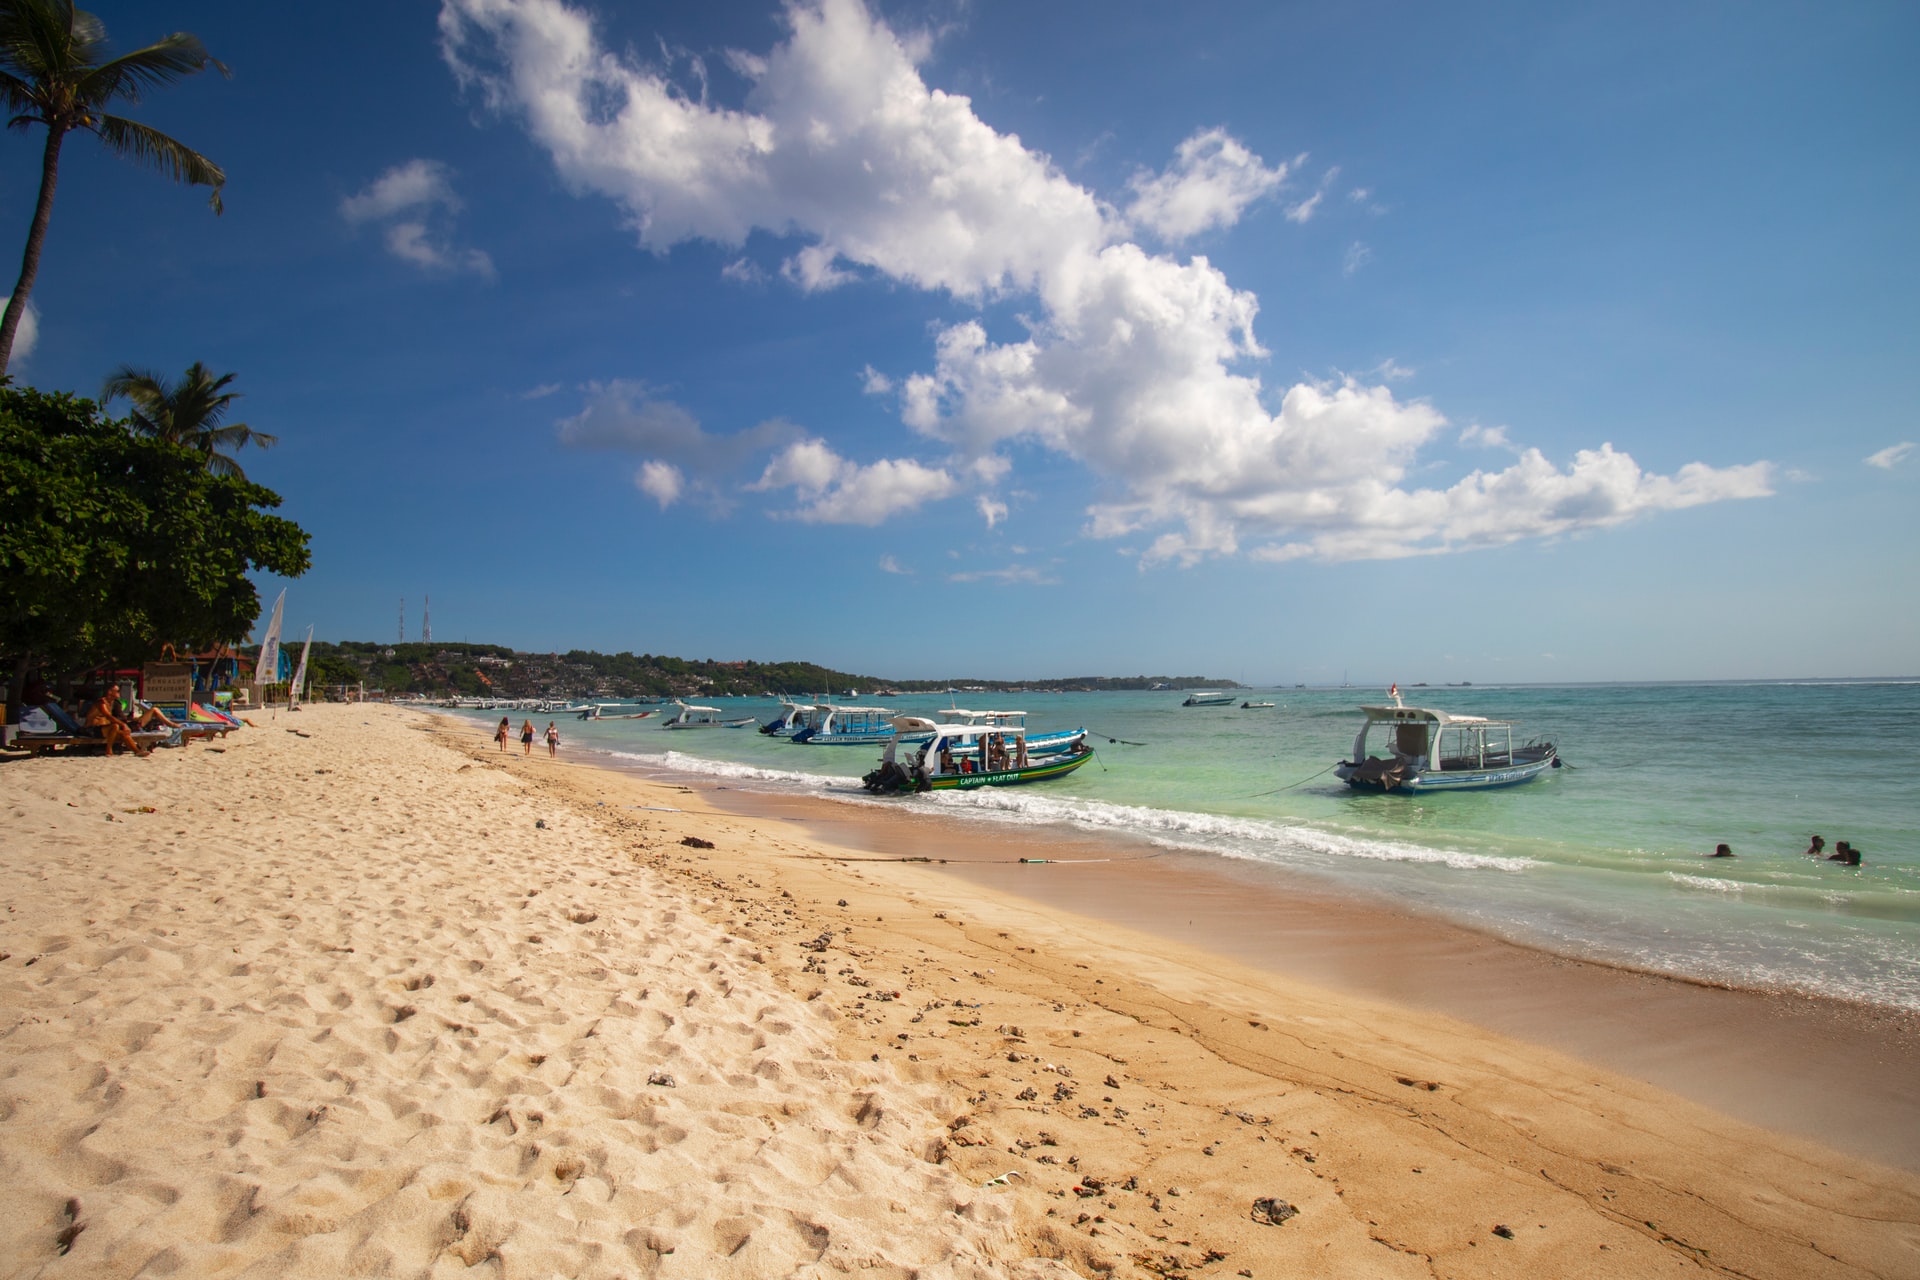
[1666,872,1749,894]
[922,787,1536,872]
[602,748,859,789]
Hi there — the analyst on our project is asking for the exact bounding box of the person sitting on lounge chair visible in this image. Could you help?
[84,693,148,756]
[120,696,180,732]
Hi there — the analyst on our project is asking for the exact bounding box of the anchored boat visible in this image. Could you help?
[789,704,898,745]
[1334,691,1558,793]
[759,698,820,736]
[1182,690,1234,706]
[932,706,1086,754]
[862,717,1093,793]
[660,700,757,729]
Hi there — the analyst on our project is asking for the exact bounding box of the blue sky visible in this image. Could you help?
[5,0,1915,682]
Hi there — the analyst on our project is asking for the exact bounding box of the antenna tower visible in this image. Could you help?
[423,594,432,644]
[398,596,405,644]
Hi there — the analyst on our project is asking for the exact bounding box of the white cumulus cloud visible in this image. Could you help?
[1865,441,1914,470]
[752,437,956,524]
[557,380,806,509]
[443,0,1773,560]
[635,459,684,507]
[947,563,1057,585]
[1124,128,1290,242]
[341,159,494,278]
[2,295,38,361]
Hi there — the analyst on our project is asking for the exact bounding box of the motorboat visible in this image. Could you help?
[661,700,757,729]
[1240,701,1275,709]
[759,698,820,736]
[862,717,1093,793]
[1333,691,1557,793]
[576,703,656,720]
[790,704,898,745]
[1182,690,1234,706]
[933,707,1084,754]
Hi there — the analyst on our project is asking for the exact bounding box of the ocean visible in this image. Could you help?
[454,681,1920,1012]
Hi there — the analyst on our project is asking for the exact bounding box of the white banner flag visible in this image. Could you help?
[289,625,313,706]
[257,589,286,688]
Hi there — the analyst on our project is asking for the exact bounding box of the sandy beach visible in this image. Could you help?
[4,705,1918,1279]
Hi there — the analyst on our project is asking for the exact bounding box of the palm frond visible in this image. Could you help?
[0,0,70,83]
[205,452,246,481]
[76,32,226,106]
[89,112,224,210]
[102,362,166,405]
[0,67,35,114]
[206,423,275,453]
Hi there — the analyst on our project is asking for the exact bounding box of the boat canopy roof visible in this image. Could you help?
[891,716,1027,743]
[674,701,723,714]
[1357,704,1514,727]
[937,707,1028,724]
[823,705,895,717]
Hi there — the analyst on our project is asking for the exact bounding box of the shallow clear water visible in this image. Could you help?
[457,681,1920,1010]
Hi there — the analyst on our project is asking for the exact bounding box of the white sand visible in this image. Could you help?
[0,705,1068,1279]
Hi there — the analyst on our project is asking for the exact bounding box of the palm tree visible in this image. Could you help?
[103,361,277,480]
[0,0,227,375]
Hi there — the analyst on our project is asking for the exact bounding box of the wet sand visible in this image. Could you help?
[698,780,1920,1173]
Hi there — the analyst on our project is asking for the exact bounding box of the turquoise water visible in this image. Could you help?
[456,682,1920,1010]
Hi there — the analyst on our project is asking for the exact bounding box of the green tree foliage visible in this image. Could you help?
[0,381,309,706]
[0,0,227,373]
[102,361,276,480]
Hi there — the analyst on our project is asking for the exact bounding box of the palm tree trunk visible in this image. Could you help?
[0,123,69,377]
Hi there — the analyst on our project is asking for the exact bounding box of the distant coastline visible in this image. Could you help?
[273,638,1243,701]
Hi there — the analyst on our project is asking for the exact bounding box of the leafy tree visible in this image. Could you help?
[0,381,309,715]
[103,360,276,479]
[0,0,227,374]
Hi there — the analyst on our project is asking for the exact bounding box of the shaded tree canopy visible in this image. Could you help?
[0,381,308,694]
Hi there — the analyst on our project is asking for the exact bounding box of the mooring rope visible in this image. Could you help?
[1239,761,1341,798]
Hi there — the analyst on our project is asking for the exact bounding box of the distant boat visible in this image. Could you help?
[578,704,655,720]
[1333,690,1557,793]
[661,700,756,729]
[1240,700,1275,709]
[1182,690,1234,706]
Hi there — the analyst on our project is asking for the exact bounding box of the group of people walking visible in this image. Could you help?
[495,716,560,758]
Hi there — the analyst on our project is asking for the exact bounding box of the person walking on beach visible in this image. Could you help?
[520,718,536,755]
[495,717,511,751]
[545,721,559,758]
